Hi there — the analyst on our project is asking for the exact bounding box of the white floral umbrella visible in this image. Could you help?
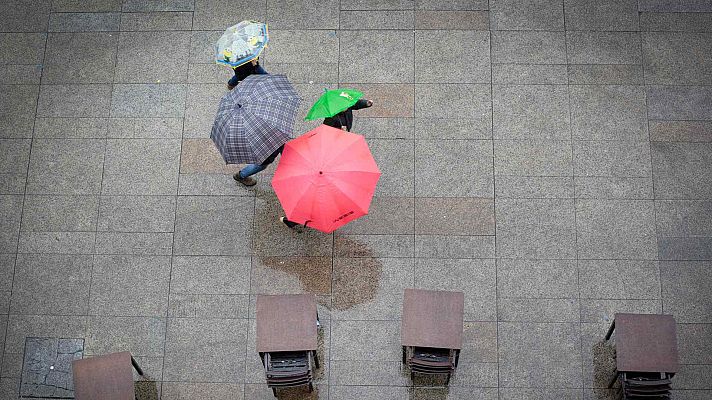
[215,20,269,68]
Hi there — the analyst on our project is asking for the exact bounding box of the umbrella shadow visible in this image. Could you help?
[590,340,619,400]
[251,185,383,312]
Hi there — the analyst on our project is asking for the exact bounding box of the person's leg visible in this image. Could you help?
[280,217,299,229]
[254,64,268,75]
[233,163,266,186]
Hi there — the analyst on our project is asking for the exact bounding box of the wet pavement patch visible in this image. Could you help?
[20,337,84,399]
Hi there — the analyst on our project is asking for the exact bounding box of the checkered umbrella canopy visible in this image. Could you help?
[210,74,301,164]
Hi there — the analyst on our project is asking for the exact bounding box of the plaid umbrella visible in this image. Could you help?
[211,74,301,164]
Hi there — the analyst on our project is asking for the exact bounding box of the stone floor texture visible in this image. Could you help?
[1,0,711,399]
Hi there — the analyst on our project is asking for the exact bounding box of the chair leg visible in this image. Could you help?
[272,387,277,397]
[607,370,619,389]
[308,382,314,392]
[130,355,144,376]
[402,346,406,364]
[605,320,616,341]
[446,372,451,385]
[313,350,320,369]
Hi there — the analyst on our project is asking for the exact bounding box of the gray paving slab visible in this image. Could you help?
[0,85,39,139]
[115,31,191,83]
[171,256,250,294]
[493,84,570,140]
[489,0,564,31]
[414,117,491,139]
[643,32,712,85]
[250,256,331,295]
[652,142,712,199]
[498,322,582,388]
[33,118,107,139]
[187,63,234,84]
[329,360,407,386]
[341,83,415,118]
[101,138,181,195]
[498,298,580,323]
[119,11,193,31]
[26,139,105,195]
[340,0,413,10]
[339,30,414,83]
[414,234,494,258]
[37,84,112,118]
[494,139,573,177]
[656,200,712,237]
[108,117,183,138]
[0,33,46,65]
[267,0,339,29]
[94,231,174,255]
[566,31,641,65]
[0,64,42,85]
[415,10,490,30]
[51,0,122,11]
[355,118,414,140]
[341,10,414,30]
[496,198,577,258]
[647,85,712,121]
[575,177,654,200]
[638,0,712,12]
[579,260,661,299]
[21,195,98,232]
[48,12,121,32]
[0,139,30,194]
[660,261,712,323]
[174,195,253,255]
[415,139,493,197]
[676,323,712,364]
[331,257,413,320]
[416,0,489,10]
[415,30,490,83]
[183,83,225,138]
[672,364,712,390]
[163,317,247,382]
[193,0,263,30]
[415,258,496,321]
[497,258,578,298]
[495,176,574,199]
[491,31,566,64]
[3,314,87,353]
[500,388,583,400]
[168,293,249,318]
[573,140,651,178]
[412,387,499,399]
[0,253,13,293]
[339,196,414,235]
[334,234,414,258]
[17,231,96,254]
[493,63,568,85]
[331,320,400,361]
[161,383,244,400]
[0,0,50,32]
[567,64,644,85]
[98,195,176,232]
[640,12,712,32]
[650,121,712,143]
[564,0,639,31]
[576,199,657,259]
[570,85,648,141]
[10,254,91,315]
[122,0,195,12]
[415,83,491,119]
[329,386,406,400]
[110,83,187,117]
[659,237,712,260]
[89,254,171,316]
[188,30,222,64]
[414,197,495,235]
[84,316,165,357]
[579,299,662,324]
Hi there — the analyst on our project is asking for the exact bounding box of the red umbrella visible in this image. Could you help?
[271,124,381,233]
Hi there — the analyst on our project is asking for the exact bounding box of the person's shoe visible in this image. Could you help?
[227,83,236,90]
[233,172,256,186]
[280,217,299,229]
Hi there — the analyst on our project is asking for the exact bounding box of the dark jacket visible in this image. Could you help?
[232,60,261,82]
[323,98,370,132]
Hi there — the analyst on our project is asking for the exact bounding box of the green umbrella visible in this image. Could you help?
[304,88,364,121]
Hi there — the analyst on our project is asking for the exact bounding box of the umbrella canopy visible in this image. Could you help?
[215,20,269,68]
[271,125,381,233]
[211,74,301,164]
[304,88,364,121]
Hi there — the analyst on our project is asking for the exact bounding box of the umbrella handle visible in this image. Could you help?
[303,220,312,228]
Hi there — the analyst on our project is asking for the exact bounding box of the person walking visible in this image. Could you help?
[323,98,373,131]
[227,58,267,90]
[233,143,282,186]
